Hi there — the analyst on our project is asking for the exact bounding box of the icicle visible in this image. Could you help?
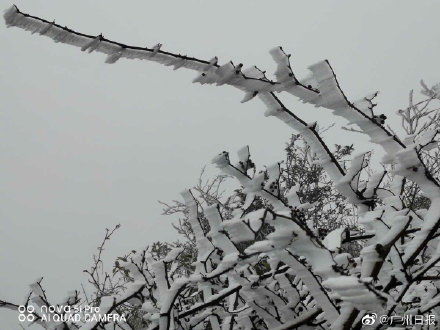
[54,28,69,43]
[192,73,207,84]
[105,49,124,64]
[203,56,218,71]
[3,5,19,27]
[212,151,230,169]
[39,21,55,36]
[237,146,250,164]
[164,57,186,70]
[307,121,317,129]
[216,62,236,85]
[29,279,45,297]
[243,66,266,79]
[31,25,42,35]
[152,43,162,55]
[216,62,234,77]
[226,63,245,85]
[81,35,102,52]
[241,91,258,103]
[270,46,296,84]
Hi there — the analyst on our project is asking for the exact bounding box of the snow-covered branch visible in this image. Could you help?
[4,5,440,329]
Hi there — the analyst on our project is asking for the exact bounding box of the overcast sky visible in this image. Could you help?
[1,0,440,327]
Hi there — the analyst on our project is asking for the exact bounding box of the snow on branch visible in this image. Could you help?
[4,5,440,330]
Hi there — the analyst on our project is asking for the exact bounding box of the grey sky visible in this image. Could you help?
[1,0,439,327]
